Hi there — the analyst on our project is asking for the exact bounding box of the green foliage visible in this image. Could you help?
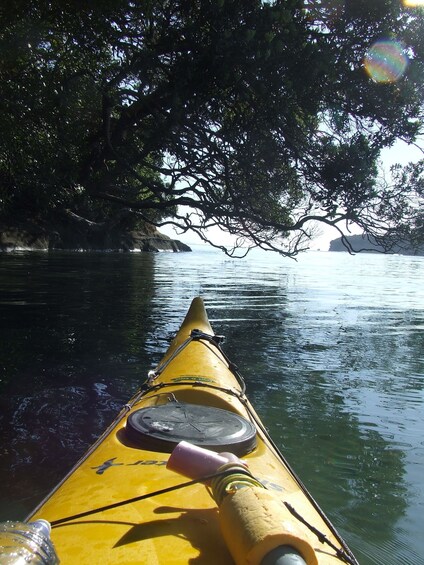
[0,0,423,254]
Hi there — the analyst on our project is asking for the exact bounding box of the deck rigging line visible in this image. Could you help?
[147,329,246,395]
[50,466,252,526]
[48,329,356,565]
[50,465,356,565]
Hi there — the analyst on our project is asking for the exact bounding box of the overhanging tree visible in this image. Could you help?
[0,0,423,255]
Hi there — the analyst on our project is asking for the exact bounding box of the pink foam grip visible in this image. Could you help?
[167,441,231,479]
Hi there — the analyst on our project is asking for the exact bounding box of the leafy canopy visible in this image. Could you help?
[0,0,423,255]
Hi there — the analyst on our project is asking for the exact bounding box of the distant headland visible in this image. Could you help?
[329,234,424,256]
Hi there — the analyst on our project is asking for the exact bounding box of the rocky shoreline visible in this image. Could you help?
[0,220,191,253]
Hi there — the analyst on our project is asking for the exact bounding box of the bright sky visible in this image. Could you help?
[160,3,424,253]
[160,138,423,252]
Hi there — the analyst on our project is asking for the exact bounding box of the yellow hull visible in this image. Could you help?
[28,297,357,564]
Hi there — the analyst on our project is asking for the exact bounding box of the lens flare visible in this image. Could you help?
[402,0,424,6]
[364,40,408,83]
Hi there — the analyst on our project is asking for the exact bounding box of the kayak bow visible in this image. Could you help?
[28,297,358,565]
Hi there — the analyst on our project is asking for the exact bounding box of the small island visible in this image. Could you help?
[329,234,424,256]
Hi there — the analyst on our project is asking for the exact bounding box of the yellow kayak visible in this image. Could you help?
[28,297,358,565]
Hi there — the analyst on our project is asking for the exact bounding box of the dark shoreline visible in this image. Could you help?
[0,221,191,253]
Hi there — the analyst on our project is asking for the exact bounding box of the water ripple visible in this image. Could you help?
[1,249,423,563]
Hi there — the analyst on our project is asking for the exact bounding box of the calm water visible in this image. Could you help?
[0,247,423,564]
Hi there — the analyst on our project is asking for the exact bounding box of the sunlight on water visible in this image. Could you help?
[0,248,423,564]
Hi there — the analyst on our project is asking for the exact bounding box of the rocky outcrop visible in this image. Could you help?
[0,224,52,251]
[125,231,191,253]
[0,218,191,253]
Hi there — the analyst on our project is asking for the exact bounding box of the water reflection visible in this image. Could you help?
[212,301,410,544]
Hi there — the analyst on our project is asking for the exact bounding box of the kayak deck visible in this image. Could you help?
[28,297,358,564]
